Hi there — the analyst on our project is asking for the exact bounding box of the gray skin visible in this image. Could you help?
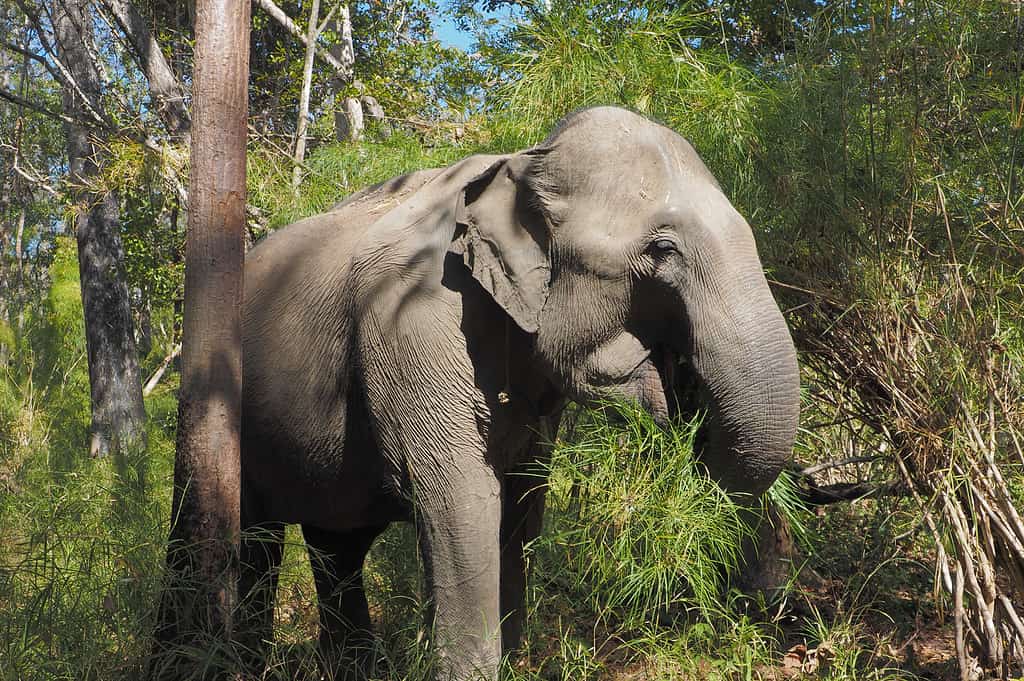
[238,106,800,680]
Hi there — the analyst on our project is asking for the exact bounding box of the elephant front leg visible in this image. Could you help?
[415,466,503,681]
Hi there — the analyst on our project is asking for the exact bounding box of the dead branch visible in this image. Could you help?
[252,0,352,77]
[800,455,884,476]
[13,0,112,129]
[795,479,903,506]
[143,344,181,396]
[98,0,191,138]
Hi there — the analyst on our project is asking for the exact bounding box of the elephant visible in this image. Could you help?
[238,106,800,680]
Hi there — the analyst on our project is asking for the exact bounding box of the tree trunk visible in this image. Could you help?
[338,95,363,142]
[328,4,363,142]
[292,0,321,190]
[14,205,25,332]
[327,2,355,84]
[52,0,147,462]
[151,0,249,674]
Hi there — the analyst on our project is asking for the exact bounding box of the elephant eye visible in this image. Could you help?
[651,237,679,254]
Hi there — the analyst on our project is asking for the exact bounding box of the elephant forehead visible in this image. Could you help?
[551,188,753,283]
[545,157,726,246]
[545,114,714,196]
[557,179,737,245]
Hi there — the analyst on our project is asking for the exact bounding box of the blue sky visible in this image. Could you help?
[433,13,477,51]
[432,5,521,51]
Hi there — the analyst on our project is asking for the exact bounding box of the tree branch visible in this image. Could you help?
[143,344,181,396]
[9,158,59,197]
[0,86,176,166]
[13,0,113,129]
[98,0,191,138]
[796,479,904,506]
[800,455,884,476]
[1,39,48,66]
[0,85,85,128]
[252,0,351,76]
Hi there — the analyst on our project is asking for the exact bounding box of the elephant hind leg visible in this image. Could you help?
[303,523,386,681]
[237,520,286,674]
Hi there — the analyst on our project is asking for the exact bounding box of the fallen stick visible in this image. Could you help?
[143,343,181,396]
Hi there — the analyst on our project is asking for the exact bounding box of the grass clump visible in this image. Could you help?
[0,408,174,681]
[539,403,754,628]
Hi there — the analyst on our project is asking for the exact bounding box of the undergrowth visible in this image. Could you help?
[0,379,911,679]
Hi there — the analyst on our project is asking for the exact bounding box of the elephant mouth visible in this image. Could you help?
[644,344,709,432]
[634,344,685,427]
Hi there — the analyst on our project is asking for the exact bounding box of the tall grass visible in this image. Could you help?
[0,391,174,681]
[484,0,768,198]
[540,404,751,626]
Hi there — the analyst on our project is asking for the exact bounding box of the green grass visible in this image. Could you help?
[0,405,172,681]
[538,404,751,626]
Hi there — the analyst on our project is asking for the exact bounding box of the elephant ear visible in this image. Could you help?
[451,152,551,333]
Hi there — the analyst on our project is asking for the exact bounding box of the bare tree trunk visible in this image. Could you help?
[328,4,363,142]
[14,205,24,332]
[292,0,320,190]
[151,0,249,674]
[0,108,11,341]
[0,6,12,91]
[12,28,29,332]
[143,343,181,396]
[51,0,147,462]
[338,93,363,142]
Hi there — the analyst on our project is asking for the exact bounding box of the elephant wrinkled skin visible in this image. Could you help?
[239,106,800,680]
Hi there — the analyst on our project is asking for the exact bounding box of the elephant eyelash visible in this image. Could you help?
[649,237,680,254]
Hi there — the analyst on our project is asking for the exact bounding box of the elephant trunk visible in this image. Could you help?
[680,257,800,498]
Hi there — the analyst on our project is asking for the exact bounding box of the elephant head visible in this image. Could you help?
[451,107,799,496]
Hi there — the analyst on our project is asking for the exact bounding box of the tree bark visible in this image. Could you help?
[14,205,24,332]
[151,0,249,673]
[327,2,354,84]
[99,0,191,139]
[51,0,147,462]
[338,95,363,141]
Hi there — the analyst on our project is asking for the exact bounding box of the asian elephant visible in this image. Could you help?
[238,106,800,680]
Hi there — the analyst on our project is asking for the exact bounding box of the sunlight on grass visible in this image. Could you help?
[540,403,751,625]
